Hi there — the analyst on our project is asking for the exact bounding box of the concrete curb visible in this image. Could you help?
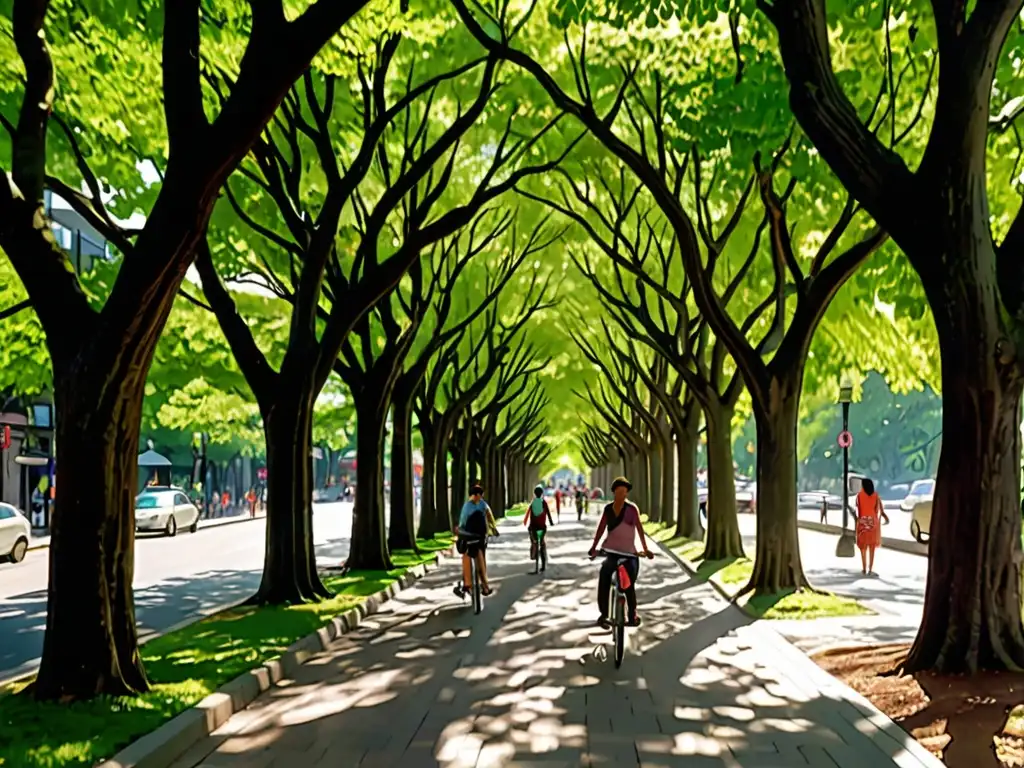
[797,519,928,557]
[754,625,946,767]
[652,538,737,605]
[655,539,942,766]
[97,548,453,768]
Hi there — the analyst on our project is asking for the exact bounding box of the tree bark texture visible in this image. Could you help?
[416,419,439,540]
[703,403,744,561]
[646,436,664,524]
[34,364,150,699]
[388,396,417,552]
[347,393,394,571]
[674,426,702,540]
[746,380,807,594]
[248,385,329,605]
[656,424,674,526]
[906,247,1024,673]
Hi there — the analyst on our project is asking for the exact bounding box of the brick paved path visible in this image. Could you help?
[170,519,942,768]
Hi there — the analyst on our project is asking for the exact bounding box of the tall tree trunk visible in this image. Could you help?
[347,390,393,571]
[388,397,417,552]
[657,424,674,526]
[34,365,150,699]
[646,436,664,523]
[440,424,459,532]
[416,419,438,539]
[675,422,702,540]
[746,377,807,594]
[905,260,1024,672]
[703,402,744,561]
[249,385,328,604]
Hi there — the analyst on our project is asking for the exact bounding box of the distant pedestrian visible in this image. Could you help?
[855,477,889,576]
[246,487,257,518]
[554,487,562,518]
[819,496,828,524]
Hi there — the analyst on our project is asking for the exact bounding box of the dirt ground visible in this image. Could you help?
[812,644,1024,767]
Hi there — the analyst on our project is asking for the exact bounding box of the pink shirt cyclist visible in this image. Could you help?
[588,476,653,627]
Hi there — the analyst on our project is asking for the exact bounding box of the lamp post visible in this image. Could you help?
[835,378,856,557]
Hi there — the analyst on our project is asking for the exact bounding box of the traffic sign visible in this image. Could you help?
[837,430,853,449]
[257,467,268,481]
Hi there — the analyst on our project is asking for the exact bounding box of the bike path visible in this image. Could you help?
[168,519,940,767]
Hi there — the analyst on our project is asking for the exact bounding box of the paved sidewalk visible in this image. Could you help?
[168,520,941,767]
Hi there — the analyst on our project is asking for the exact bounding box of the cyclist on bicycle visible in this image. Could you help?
[588,476,653,628]
[454,483,497,598]
[524,483,555,560]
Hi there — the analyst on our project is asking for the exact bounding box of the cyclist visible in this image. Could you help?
[524,484,555,561]
[454,483,498,598]
[588,476,654,628]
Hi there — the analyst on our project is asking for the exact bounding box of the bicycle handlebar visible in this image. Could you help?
[590,548,655,560]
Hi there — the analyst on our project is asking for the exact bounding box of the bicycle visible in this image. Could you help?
[457,533,495,614]
[591,548,653,668]
[532,528,547,574]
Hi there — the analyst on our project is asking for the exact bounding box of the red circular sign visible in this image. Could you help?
[257,468,268,480]
[837,431,853,449]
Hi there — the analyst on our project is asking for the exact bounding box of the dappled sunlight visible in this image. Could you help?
[171,523,929,767]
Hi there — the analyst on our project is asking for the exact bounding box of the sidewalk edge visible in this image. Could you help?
[97,548,453,768]
[655,537,941,767]
[753,624,946,767]
[27,513,265,552]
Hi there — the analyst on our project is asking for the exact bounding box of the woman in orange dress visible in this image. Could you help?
[855,478,889,575]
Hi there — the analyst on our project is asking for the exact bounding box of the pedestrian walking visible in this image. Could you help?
[246,487,258,518]
[855,477,889,576]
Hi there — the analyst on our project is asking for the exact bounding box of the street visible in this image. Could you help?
[0,502,355,683]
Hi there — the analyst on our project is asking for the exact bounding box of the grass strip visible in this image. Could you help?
[505,503,528,518]
[0,535,451,768]
[642,518,870,620]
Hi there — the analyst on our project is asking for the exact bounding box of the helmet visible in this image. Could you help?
[534,484,545,497]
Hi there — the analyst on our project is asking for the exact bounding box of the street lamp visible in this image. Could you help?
[835,377,856,558]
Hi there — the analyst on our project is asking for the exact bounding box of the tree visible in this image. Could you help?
[534,173,752,551]
[452,2,897,594]
[387,222,546,550]
[0,0,378,698]
[200,15,571,584]
[753,0,1024,672]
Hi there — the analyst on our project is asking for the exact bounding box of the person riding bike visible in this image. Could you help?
[524,484,555,560]
[588,476,654,628]
[454,483,498,598]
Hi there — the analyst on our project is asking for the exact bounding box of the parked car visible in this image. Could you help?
[901,479,935,512]
[697,480,756,515]
[0,503,30,563]
[135,487,200,537]
[910,497,933,543]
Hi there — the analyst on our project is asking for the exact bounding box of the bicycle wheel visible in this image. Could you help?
[540,535,547,572]
[472,556,483,614]
[534,536,541,574]
[613,593,626,668]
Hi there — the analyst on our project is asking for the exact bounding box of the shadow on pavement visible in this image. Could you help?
[170,522,924,767]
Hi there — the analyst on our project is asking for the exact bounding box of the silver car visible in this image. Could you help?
[135,488,200,537]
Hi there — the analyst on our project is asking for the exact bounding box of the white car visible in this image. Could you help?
[0,503,31,563]
[901,479,935,512]
[135,488,200,537]
[910,498,933,543]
